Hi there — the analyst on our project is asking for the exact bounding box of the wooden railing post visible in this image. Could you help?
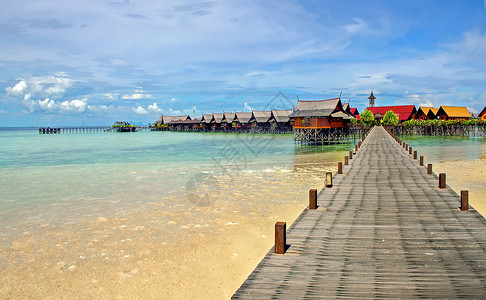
[413,151,417,160]
[409,147,412,155]
[309,189,317,209]
[326,172,333,188]
[461,190,469,211]
[338,162,342,174]
[275,222,286,254]
[439,173,446,188]
[344,156,349,166]
[420,156,424,166]
[349,150,353,160]
[427,164,433,175]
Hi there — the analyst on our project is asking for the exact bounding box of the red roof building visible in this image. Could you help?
[365,105,417,122]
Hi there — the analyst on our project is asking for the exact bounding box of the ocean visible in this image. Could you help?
[1,127,484,299]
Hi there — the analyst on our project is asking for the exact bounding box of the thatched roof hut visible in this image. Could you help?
[235,112,252,124]
[211,113,224,124]
[201,114,213,124]
[269,109,292,123]
[222,112,236,124]
[250,111,272,123]
[290,97,349,128]
[155,115,190,125]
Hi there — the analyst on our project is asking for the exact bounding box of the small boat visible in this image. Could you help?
[112,121,137,132]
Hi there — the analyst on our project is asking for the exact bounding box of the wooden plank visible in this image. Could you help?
[233,126,486,298]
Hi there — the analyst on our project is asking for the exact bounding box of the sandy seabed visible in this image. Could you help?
[435,158,486,217]
[1,154,485,299]
[0,153,339,299]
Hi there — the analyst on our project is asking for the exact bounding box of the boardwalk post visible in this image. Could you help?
[354,145,358,153]
[406,144,409,151]
[414,151,417,160]
[427,164,433,174]
[309,189,317,209]
[420,156,424,166]
[326,172,333,188]
[344,156,349,166]
[275,222,286,254]
[461,190,469,211]
[349,150,353,160]
[439,173,446,188]
[409,147,412,155]
[338,162,342,174]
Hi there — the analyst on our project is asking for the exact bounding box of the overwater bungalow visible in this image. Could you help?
[221,112,236,129]
[210,113,224,131]
[290,97,350,129]
[200,114,213,131]
[479,106,486,121]
[249,111,272,129]
[166,116,192,131]
[290,97,357,145]
[234,112,252,129]
[436,106,472,120]
[415,107,438,120]
[190,118,202,131]
[155,115,191,126]
[366,105,417,123]
[269,109,292,132]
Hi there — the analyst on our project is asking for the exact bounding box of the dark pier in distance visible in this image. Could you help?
[233,126,486,298]
[38,126,152,134]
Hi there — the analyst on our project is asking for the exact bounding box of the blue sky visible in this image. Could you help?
[1,0,486,126]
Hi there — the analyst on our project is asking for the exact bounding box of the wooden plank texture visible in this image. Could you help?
[233,126,486,299]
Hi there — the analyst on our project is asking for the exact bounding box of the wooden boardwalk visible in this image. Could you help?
[233,126,486,298]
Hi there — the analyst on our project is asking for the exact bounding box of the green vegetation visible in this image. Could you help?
[402,119,486,127]
[360,109,375,126]
[382,110,399,126]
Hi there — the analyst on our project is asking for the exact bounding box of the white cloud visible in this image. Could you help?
[102,93,119,100]
[4,73,91,114]
[5,80,27,95]
[132,102,164,115]
[122,93,154,100]
[243,102,253,112]
[37,98,58,113]
[147,102,163,113]
[132,105,148,114]
[344,18,368,35]
[87,105,108,112]
[167,108,182,115]
[419,100,434,107]
[122,92,154,100]
[59,99,87,113]
[169,97,179,103]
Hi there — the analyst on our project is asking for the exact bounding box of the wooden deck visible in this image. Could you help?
[233,126,486,298]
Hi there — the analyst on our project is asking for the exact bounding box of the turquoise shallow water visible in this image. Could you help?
[1,128,483,236]
[0,128,354,228]
[400,134,486,162]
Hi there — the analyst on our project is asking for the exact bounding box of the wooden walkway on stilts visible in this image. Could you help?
[233,126,486,298]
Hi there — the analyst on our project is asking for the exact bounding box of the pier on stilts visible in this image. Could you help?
[38,126,152,134]
[233,126,486,298]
